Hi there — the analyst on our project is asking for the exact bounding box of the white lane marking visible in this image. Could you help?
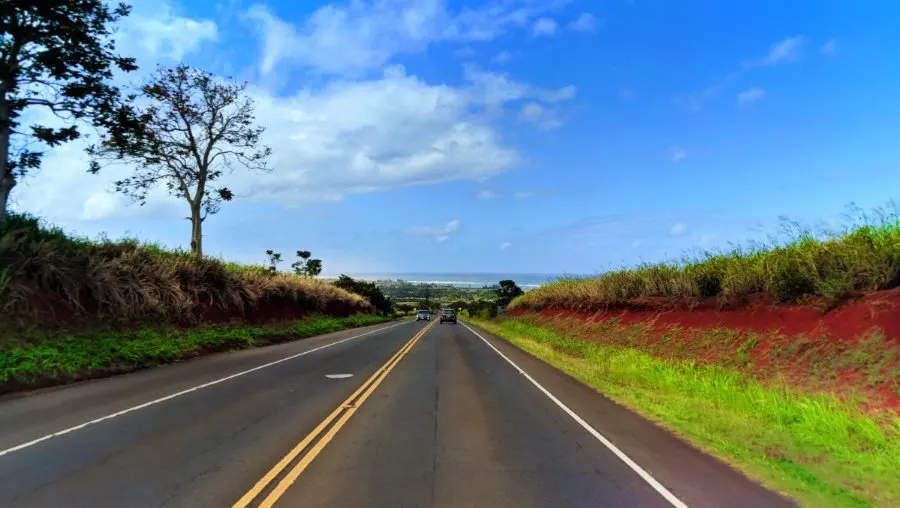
[461,322,690,508]
[0,321,410,458]
[325,374,353,379]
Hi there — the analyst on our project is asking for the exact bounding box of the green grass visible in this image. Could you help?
[471,317,900,508]
[0,314,393,392]
[512,204,900,311]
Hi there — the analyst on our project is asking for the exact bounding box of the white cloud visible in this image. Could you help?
[499,241,512,250]
[518,102,561,131]
[666,146,687,162]
[491,51,512,64]
[670,222,687,236]
[14,3,578,225]
[247,0,567,77]
[117,0,218,62]
[478,189,500,200]
[407,219,461,243]
[568,13,598,32]
[513,191,534,199]
[532,17,557,37]
[744,36,805,68]
[821,39,837,56]
[737,87,766,105]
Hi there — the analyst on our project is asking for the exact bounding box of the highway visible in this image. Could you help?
[0,319,794,507]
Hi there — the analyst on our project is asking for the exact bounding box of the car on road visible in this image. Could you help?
[439,308,457,324]
[416,310,430,321]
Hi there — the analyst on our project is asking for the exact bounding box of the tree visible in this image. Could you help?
[496,279,524,307]
[291,250,322,278]
[90,64,272,258]
[265,249,282,275]
[0,0,139,224]
[333,274,393,315]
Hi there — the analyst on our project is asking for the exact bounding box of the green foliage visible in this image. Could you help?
[513,206,900,311]
[0,0,141,221]
[476,317,900,508]
[332,274,394,315]
[291,250,323,278]
[496,279,524,306]
[0,314,391,390]
[265,249,282,275]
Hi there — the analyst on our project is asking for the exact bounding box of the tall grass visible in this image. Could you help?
[0,213,370,331]
[513,204,900,311]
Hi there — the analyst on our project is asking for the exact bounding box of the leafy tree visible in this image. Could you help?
[291,250,322,278]
[333,274,393,315]
[90,64,272,258]
[0,0,139,224]
[496,279,524,307]
[265,249,281,275]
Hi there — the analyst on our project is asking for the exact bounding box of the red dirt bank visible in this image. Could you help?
[509,289,900,413]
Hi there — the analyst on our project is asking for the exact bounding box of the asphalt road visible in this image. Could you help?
[0,319,794,508]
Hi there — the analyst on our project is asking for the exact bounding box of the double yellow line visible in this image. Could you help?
[233,321,435,508]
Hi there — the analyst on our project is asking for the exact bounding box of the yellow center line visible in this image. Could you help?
[233,320,435,508]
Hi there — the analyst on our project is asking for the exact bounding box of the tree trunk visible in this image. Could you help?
[0,172,12,226]
[190,206,203,258]
[0,101,12,227]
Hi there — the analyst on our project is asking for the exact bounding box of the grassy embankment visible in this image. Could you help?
[0,213,389,391]
[477,211,900,507]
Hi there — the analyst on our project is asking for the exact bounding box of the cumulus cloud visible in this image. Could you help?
[121,3,218,61]
[532,17,557,37]
[666,146,687,162]
[407,219,461,243]
[568,13,598,32]
[14,1,577,225]
[821,39,837,56]
[499,241,512,250]
[513,191,534,199]
[744,36,805,68]
[478,189,500,200]
[247,0,567,77]
[737,87,766,105]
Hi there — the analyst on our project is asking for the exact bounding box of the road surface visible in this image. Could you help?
[0,319,794,507]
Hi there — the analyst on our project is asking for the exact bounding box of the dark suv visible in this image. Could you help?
[439,308,457,324]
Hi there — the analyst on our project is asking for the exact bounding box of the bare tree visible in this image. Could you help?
[90,64,271,257]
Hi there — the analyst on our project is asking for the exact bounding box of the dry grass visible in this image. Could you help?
[512,204,900,312]
[0,213,370,333]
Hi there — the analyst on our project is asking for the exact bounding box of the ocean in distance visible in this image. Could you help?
[334,273,571,289]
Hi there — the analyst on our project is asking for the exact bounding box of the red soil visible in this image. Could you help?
[520,287,900,343]
[512,288,900,414]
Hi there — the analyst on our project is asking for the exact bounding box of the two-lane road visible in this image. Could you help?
[0,319,794,507]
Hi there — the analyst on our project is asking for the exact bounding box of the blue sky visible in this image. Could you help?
[13,0,900,276]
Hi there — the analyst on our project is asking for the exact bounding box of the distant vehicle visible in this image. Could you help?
[416,310,430,321]
[439,308,457,324]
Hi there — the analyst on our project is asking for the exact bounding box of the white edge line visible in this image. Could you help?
[461,322,690,508]
[0,320,410,457]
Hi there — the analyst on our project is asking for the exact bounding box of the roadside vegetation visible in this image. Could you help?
[471,317,900,508]
[0,314,391,394]
[512,205,900,311]
[0,213,371,336]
